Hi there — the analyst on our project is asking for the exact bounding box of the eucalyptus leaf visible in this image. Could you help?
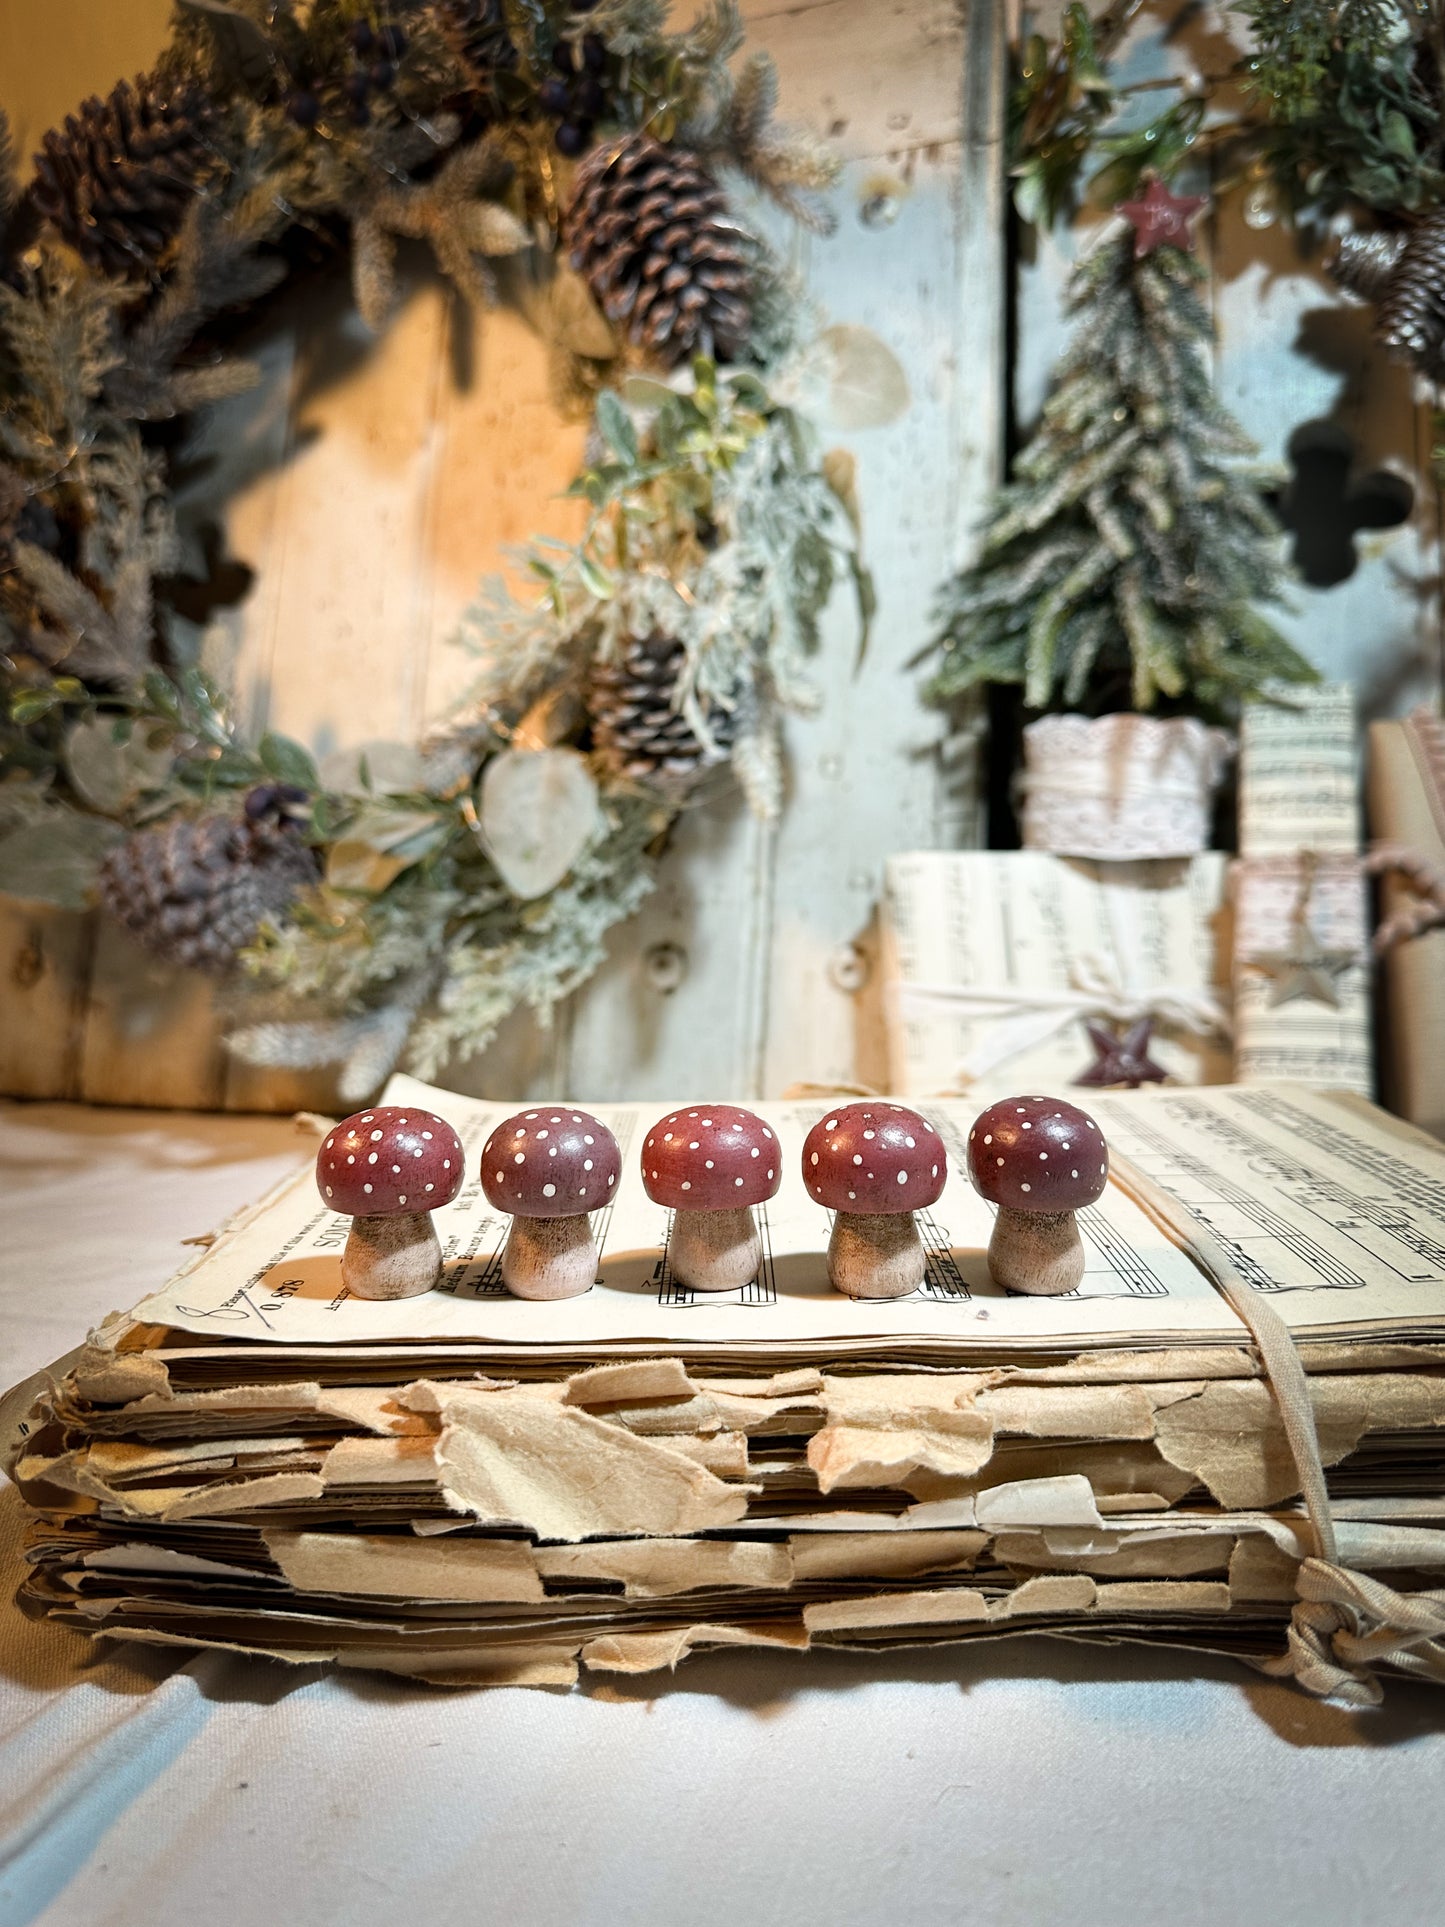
[821,446,861,535]
[64,713,174,813]
[620,373,682,411]
[0,813,122,909]
[595,390,640,465]
[816,324,910,429]
[578,554,616,600]
[259,733,320,791]
[324,804,447,891]
[326,840,414,894]
[478,747,599,901]
[771,326,909,431]
[9,685,69,726]
[340,804,447,855]
[1382,111,1417,160]
[318,741,427,795]
[143,672,183,723]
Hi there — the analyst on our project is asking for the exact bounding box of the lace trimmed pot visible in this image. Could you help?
[1019,713,1233,860]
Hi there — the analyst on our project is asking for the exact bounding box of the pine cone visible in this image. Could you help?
[1330,229,1408,304]
[435,0,519,78]
[97,803,318,972]
[25,73,218,279]
[1330,215,1445,379]
[1377,211,1445,376]
[588,634,735,787]
[565,135,751,366]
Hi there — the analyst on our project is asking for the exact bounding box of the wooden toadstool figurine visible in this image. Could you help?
[641,1105,780,1291]
[802,1101,946,1299]
[317,1106,464,1300]
[480,1108,621,1299]
[966,1095,1108,1296]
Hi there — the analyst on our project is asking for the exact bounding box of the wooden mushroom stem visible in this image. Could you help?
[988,1205,1083,1297]
[669,1205,762,1293]
[827,1211,924,1300]
[342,1211,443,1301]
[502,1213,598,1300]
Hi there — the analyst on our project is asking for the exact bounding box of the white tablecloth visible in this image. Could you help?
[3,1100,1445,1927]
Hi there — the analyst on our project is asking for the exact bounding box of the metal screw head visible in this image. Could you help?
[827,942,869,994]
[644,941,687,993]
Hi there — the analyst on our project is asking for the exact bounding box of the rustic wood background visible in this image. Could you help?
[1,2,1438,1112]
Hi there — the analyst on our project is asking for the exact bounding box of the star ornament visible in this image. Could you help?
[1118,178,1207,257]
[1248,926,1358,1008]
[1074,1018,1169,1089]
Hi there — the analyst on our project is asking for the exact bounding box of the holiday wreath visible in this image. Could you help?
[0,0,882,1099]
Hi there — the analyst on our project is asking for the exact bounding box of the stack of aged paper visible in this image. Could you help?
[9,1077,1445,1693]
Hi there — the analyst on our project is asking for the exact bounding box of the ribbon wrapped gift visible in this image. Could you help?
[880,850,1233,1097]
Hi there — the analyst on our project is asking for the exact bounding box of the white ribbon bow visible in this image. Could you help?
[895,951,1230,1084]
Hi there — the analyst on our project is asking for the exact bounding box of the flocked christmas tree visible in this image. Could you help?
[929,181,1315,719]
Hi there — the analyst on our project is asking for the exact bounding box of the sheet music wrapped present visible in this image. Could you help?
[1232,685,1372,1095]
[880,850,1232,1097]
[1368,712,1445,1138]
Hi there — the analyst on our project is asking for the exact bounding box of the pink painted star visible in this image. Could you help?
[1118,179,1207,257]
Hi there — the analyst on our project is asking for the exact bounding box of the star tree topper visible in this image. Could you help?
[1118,178,1207,257]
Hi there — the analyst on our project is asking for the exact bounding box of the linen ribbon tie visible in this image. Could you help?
[1257,1560,1445,1707]
[1109,1152,1445,1709]
[897,953,1229,1082]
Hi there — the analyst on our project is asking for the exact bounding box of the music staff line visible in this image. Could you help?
[1157,1096,1445,1284]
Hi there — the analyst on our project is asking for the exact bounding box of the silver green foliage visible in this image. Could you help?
[0,1,850,1096]
[231,781,666,1094]
[458,356,863,818]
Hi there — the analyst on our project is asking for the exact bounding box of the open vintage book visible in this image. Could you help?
[10,1078,1445,1696]
[126,1074,1445,1360]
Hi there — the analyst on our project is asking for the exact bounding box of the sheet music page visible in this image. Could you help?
[132,1076,1445,1350]
[1237,683,1359,856]
[1091,1084,1445,1314]
[882,850,1230,1096]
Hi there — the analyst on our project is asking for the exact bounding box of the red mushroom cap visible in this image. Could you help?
[640,1106,781,1211]
[966,1095,1108,1212]
[480,1108,621,1219]
[318,1107,464,1217]
[802,1102,946,1214]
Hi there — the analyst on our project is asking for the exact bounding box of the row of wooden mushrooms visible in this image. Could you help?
[316,1094,1110,1304]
